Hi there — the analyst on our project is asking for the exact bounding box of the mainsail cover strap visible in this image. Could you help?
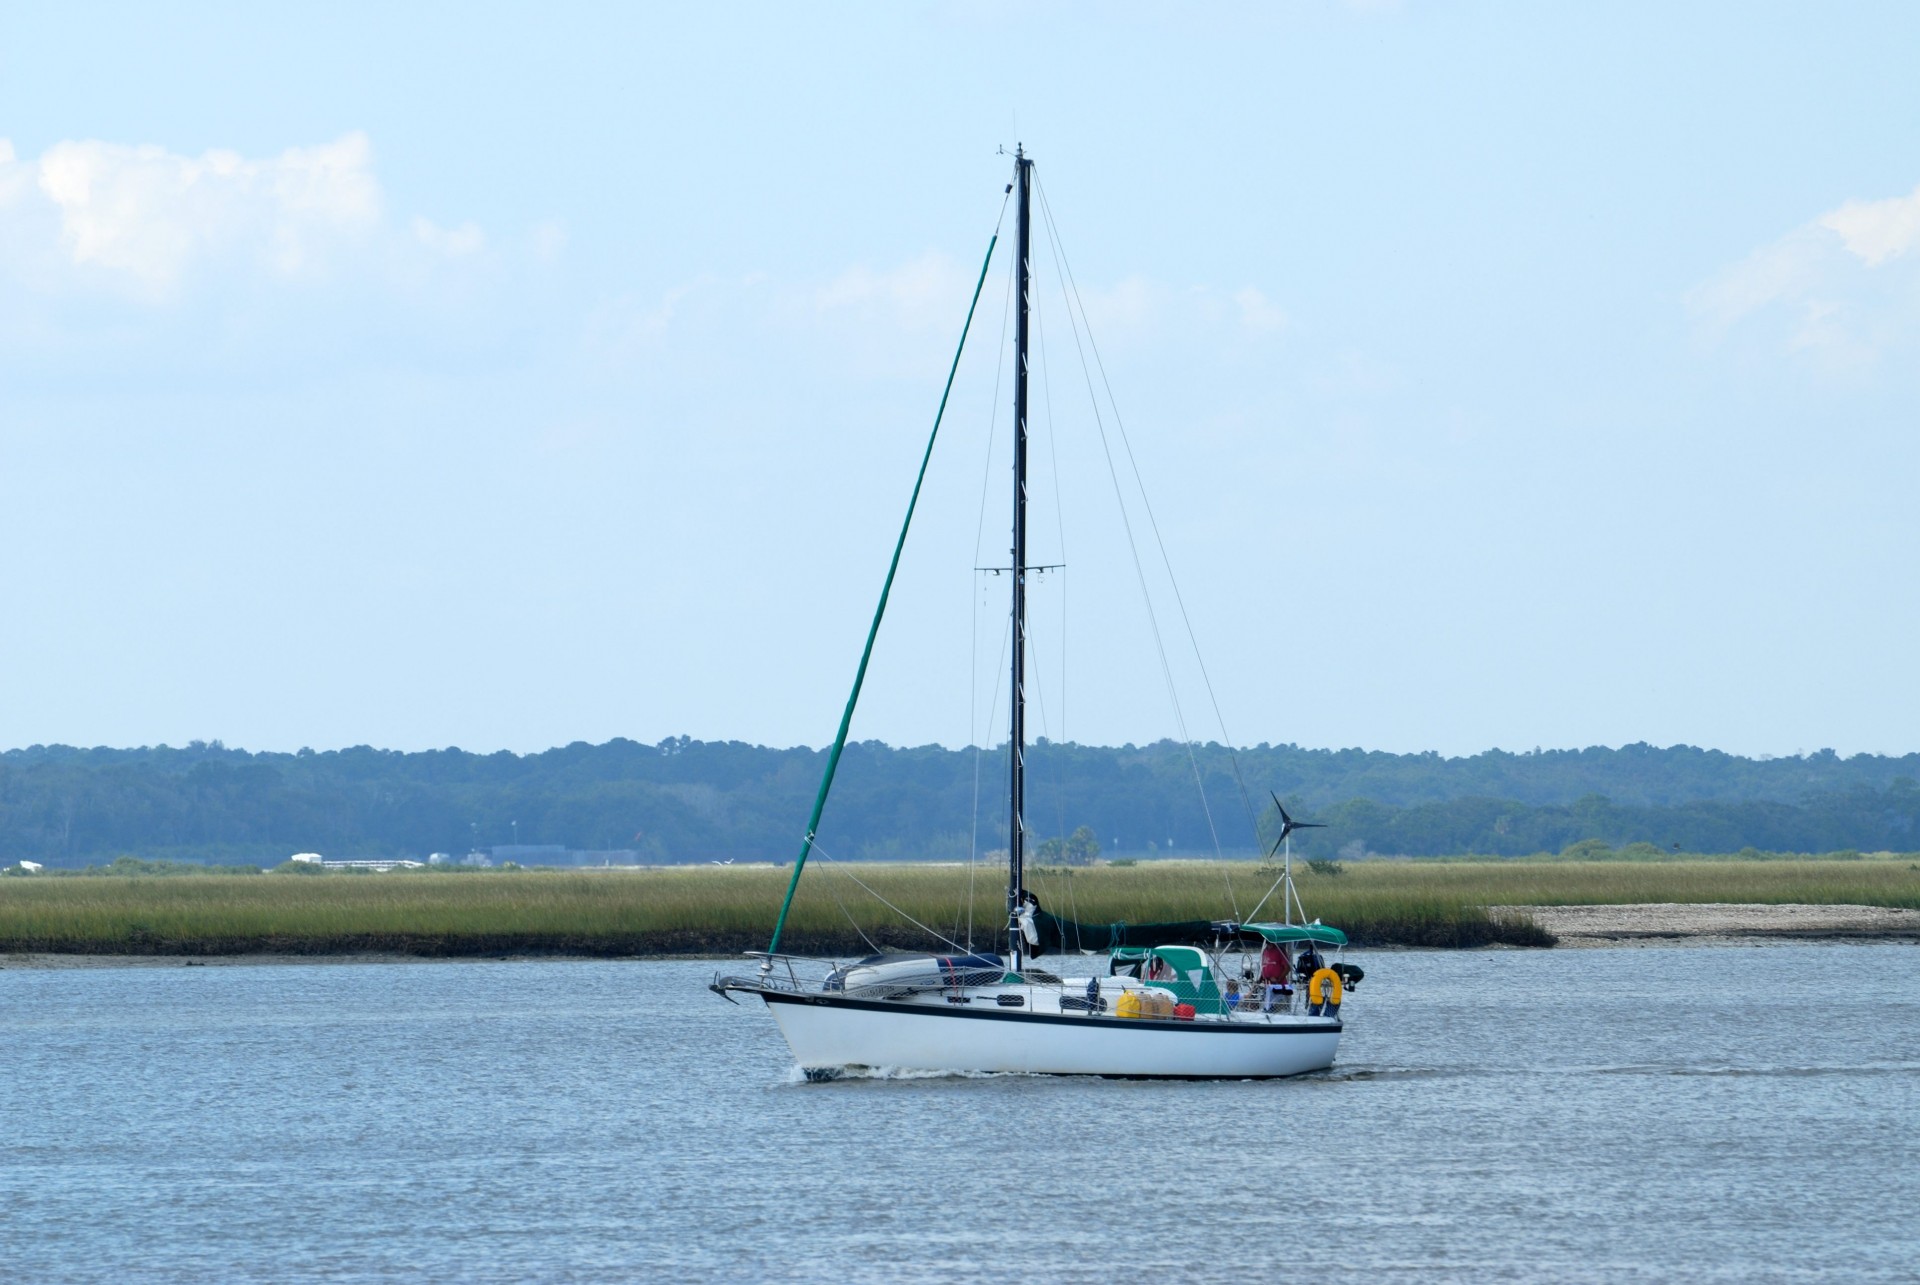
[766,225,1004,955]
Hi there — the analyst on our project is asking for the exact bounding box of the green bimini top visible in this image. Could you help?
[1242,922,1349,947]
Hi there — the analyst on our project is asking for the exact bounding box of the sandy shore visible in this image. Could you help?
[1496,902,1920,946]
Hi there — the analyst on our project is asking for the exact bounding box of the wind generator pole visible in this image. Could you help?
[1007,145,1033,972]
[1284,833,1295,924]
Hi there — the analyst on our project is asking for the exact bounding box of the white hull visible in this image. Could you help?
[762,991,1340,1079]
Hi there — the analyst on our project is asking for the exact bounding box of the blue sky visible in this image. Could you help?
[3,3,1917,758]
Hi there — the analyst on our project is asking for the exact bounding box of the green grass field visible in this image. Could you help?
[3,857,1916,957]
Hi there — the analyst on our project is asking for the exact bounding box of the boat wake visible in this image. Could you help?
[1593,1061,1920,1079]
[783,1064,1032,1085]
[1314,1066,1452,1083]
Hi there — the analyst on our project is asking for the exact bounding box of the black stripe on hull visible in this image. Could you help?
[745,987,1342,1035]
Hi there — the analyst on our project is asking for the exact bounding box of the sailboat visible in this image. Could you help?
[713,148,1361,1079]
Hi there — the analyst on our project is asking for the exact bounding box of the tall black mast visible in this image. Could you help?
[1008,146,1033,969]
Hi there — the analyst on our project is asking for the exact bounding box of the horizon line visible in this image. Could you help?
[3,736,1913,764]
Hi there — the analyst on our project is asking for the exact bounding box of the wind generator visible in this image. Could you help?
[1268,792,1326,926]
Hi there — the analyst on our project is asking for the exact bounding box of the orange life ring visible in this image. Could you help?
[1309,967,1343,1008]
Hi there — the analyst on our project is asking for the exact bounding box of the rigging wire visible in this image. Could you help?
[1025,289,1085,936]
[1035,258,1069,746]
[811,839,973,955]
[766,189,1010,955]
[963,246,1019,950]
[810,843,884,956]
[960,253,1021,952]
[1033,178,1239,917]
[1022,610,1084,936]
[1035,177,1267,857]
[975,591,1012,938]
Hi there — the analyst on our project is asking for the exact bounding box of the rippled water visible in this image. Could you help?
[3,945,1915,1282]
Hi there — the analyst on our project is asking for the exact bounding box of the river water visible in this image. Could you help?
[2,944,1915,1282]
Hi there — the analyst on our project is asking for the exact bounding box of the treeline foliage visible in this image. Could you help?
[0,738,1916,867]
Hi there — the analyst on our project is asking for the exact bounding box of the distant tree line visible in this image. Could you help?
[0,737,1916,867]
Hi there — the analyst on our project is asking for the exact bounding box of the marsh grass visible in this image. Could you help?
[3,857,1915,956]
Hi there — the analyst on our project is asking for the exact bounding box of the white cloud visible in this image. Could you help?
[815,252,976,331]
[2,133,381,290]
[1817,183,1920,267]
[579,256,1296,387]
[411,216,485,257]
[1234,285,1289,332]
[1075,275,1154,334]
[585,283,696,363]
[809,256,1291,345]
[529,219,568,263]
[1690,180,1920,370]
[0,134,565,383]
[0,133,510,300]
